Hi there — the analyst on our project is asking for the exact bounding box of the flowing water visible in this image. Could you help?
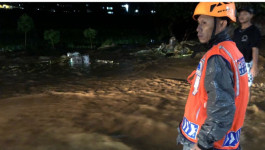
[0,52,265,150]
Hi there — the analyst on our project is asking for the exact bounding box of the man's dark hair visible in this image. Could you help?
[238,7,254,14]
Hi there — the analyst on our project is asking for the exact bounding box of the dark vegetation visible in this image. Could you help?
[0,2,264,56]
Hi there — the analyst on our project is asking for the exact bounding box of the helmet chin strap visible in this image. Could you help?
[211,17,217,40]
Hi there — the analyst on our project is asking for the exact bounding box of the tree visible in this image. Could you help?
[153,3,198,41]
[44,29,60,48]
[83,28,97,49]
[17,14,34,47]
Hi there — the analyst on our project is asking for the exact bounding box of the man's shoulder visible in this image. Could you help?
[217,41,240,54]
[208,41,237,56]
[249,25,261,33]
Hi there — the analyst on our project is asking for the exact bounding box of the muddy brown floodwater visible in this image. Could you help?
[0,55,265,150]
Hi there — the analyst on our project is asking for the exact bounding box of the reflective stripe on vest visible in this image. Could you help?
[180,41,249,150]
[219,45,240,97]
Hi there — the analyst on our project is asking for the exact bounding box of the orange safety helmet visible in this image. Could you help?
[193,2,236,23]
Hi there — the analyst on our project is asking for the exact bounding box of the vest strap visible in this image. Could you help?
[187,70,196,84]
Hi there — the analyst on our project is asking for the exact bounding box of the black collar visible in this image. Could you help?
[239,24,253,33]
[206,29,231,49]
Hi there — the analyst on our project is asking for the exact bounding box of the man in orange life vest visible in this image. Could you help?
[177,2,249,150]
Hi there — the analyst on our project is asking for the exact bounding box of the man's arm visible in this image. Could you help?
[250,26,261,78]
[251,47,259,77]
[196,55,236,150]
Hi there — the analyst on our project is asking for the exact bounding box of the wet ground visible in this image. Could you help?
[0,51,265,150]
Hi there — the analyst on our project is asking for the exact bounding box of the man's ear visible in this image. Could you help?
[215,18,228,35]
[222,20,228,28]
[219,19,228,30]
[250,14,254,19]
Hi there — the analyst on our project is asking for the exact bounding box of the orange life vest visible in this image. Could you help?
[180,41,249,150]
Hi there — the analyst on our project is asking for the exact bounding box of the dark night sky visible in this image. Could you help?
[0,2,198,46]
[0,2,162,29]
